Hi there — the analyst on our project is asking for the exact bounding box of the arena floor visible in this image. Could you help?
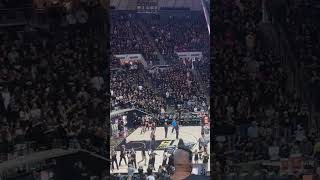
[110,126,210,174]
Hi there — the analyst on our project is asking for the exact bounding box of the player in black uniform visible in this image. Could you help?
[119,145,127,166]
[162,149,168,166]
[151,120,156,132]
[164,121,169,138]
[194,149,199,164]
[138,142,147,165]
[150,130,156,150]
[148,150,157,170]
[140,118,146,134]
[175,123,179,139]
[130,148,137,168]
[111,147,119,170]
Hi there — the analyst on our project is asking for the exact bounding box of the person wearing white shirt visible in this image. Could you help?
[146,174,155,180]
[194,107,198,112]
[1,87,10,110]
[127,164,135,180]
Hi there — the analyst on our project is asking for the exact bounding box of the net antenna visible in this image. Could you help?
[201,0,210,34]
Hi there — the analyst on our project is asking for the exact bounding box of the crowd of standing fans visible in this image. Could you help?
[142,14,209,63]
[111,63,165,114]
[0,26,107,161]
[110,13,159,65]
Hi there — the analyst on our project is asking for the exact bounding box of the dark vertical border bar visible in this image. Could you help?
[101,0,111,176]
[209,0,214,178]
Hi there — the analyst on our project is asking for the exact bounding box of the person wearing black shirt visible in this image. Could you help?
[175,124,179,139]
[130,148,137,169]
[141,118,146,134]
[146,166,153,177]
[119,145,127,166]
[151,130,156,150]
[111,147,119,170]
[194,149,199,164]
[162,149,168,166]
[279,140,290,158]
[138,142,147,165]
[164,121,168,138]
[138,165,145,179]
[128,154,133,167]
[145,118,149,131]
[167,153,174,173]
[151,120,156,131]
[202,151,209,172]
[148,150,156,170]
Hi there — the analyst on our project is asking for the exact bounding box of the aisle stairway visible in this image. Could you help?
[193,67,208,97]
[138,21,166,65]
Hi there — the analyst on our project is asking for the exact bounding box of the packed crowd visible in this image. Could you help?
[143,14,209,63]
[212,0,318,178]
[152,64,208,112]
[111,63,165,114]
[0,27,107,161]
[110,13,159,65]
[110,12,210,116]
[283,0,320,112]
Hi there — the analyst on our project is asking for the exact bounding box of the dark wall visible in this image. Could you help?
[53,152,108,180]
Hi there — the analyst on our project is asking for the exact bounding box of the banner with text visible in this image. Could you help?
[114,54,147,68]
[176,51,203,61]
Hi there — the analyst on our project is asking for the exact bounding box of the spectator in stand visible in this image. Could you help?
[127,164,135,180]
[171,146,209,180]
[146,167,156,180]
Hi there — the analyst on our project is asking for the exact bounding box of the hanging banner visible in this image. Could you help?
[113,54,147,68]
[176,52,203,60]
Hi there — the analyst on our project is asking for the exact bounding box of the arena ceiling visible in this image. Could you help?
[110,0,203,11]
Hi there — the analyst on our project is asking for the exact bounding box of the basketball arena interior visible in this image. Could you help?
[110,0,211,179]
